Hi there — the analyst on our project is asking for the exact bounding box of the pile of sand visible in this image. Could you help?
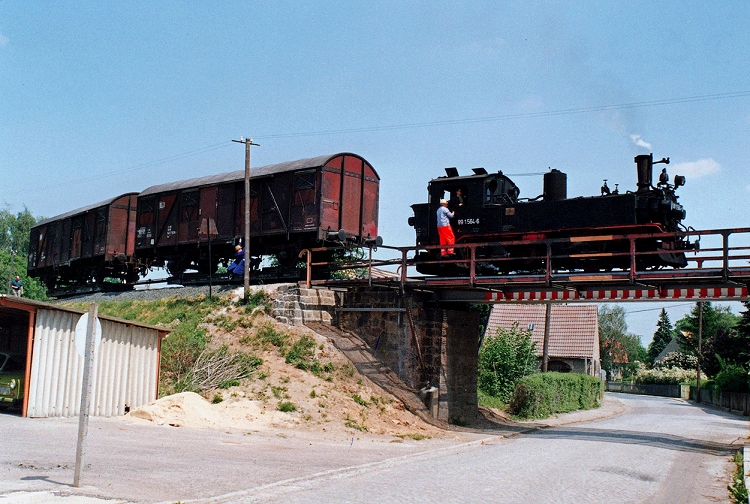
[128,392,297,431]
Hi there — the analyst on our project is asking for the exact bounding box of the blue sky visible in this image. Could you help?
[2,2,749,341]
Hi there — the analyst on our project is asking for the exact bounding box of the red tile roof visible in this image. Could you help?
[484,304,599,359]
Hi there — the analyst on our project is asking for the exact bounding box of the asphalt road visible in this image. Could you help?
[1,393,747,503]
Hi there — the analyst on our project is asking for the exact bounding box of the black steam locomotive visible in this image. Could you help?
[409,154,695,275]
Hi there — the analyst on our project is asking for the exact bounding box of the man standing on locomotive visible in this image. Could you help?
[436,199,455,256]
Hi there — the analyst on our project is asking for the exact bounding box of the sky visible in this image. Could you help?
[2,2,749,343]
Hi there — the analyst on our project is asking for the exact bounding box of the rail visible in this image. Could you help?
[301,227,750,294]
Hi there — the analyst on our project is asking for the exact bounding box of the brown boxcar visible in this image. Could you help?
[27,193,140,291]
[135,153,379,275]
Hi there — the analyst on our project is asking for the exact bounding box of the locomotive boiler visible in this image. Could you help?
[409,154,694,275]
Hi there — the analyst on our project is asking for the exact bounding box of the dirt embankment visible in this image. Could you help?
[126,288,444,440]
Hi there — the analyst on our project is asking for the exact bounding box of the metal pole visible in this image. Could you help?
[542,302,551,372]
[233,137,259,304]
[74,303,98,487]
[208,230,213,300]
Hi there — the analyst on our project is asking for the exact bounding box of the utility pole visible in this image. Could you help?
[6,249,14,296]
[232,137,258,304]
[696,301,703,403]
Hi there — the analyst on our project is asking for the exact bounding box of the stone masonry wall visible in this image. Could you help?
[270,284,336,326]
[335,286,444,391]
[270,284,480,424]
[439,310,479,424]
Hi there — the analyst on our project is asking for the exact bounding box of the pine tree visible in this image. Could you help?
[647,308,673,364]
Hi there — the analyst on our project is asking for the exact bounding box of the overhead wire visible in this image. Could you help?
[25,90,750,194]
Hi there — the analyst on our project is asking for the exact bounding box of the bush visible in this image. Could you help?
[634,365,702,385]
[508,372,602,419]
[713,364,749,393]
[478,323,537,403]
[655,352,697,370]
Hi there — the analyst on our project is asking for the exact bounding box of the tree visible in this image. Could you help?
[647,308,674,364]
[0,207,36,254]
[478,322,537,402]
[0,207,46,300]
[675,302,739,376]
[599,305,646,380]
[730,301,750,368]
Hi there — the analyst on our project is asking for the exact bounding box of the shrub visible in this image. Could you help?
[508,372,602,419]
[713,364,749,393]
[634,366,701,385]
[655,352,698,370]
[478,323,537,402]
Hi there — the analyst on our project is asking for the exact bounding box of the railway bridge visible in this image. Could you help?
[298,227,750,425]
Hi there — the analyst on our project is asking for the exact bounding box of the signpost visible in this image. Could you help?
[74,303,101,487]
[199,218,218,299]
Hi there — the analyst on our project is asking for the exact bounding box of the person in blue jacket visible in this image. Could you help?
[227,245,245,276]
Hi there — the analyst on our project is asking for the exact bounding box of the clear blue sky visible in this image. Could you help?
[2,2,749,341]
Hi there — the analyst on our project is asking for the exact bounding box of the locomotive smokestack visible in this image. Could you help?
[635,154,653,192]
[543,169,567,201]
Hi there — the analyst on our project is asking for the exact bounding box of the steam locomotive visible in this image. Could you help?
[409,154,695,275]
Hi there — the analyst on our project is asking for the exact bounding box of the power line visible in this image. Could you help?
[254,90,750,140]
[31,141,233,194]
[25,90,750,195]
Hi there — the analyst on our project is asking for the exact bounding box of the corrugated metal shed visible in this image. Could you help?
[0,295,168,418]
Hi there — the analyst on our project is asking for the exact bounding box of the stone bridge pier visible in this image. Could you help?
[334,286,479,426]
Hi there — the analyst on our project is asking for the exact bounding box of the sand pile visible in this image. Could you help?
[128,392,297,431]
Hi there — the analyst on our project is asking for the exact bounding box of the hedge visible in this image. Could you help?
[508,372,603,419]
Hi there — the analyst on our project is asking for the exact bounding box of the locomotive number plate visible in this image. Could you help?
[458,218,480,225]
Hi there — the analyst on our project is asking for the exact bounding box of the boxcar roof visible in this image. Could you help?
[139,153,377,196]
[33,193,139,228]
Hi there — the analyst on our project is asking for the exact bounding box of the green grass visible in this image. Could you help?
[277,401,297,413]
[351,394,370,407]
[729,450,748,503]
[478,389,507,410]
[396,433,431,441]
[64,294,265,397]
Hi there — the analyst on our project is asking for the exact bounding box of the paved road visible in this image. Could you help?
[2,393,747,503]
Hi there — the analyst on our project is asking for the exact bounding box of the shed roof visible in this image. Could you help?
[484,304,599,359]
[139,152,377,196]
[0,295,170,335]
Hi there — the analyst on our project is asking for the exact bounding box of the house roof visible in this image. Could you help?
[655,336,681,361]
[484,304,599,359]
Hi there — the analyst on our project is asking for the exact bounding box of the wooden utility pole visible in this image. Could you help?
[696,301,703,403]
[232,137,258,304]
[6,249,14,295]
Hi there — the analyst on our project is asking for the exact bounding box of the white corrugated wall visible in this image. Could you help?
[27,309,160,418]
